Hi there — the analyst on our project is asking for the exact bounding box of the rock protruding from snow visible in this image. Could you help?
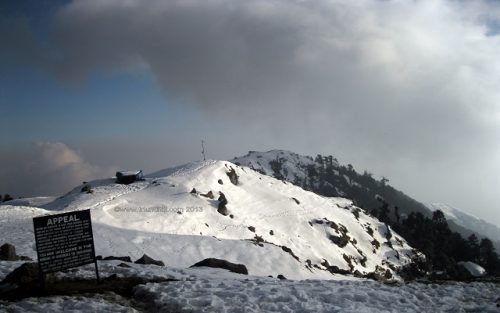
[0,244,18,261]
[135,254,165,267]
[217,192,229,216]
[1,262,43,287]
[226,167,239,185]
[201,191,214,199]
[190,258,248,275]
[0,243,31,262]
[103,256,132,262]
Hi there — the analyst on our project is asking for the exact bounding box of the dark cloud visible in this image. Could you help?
[0,17,44,68]
[37,0,499,157]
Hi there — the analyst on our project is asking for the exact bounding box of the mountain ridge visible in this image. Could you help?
[0,159,419,280]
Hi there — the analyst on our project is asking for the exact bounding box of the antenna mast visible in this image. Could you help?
[201,140,206,161]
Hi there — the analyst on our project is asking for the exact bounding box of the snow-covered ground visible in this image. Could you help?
[137,278,500,313]
[1,294,137,313]
[1,260,498,312]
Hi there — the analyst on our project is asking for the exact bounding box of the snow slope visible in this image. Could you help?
[233,150,500,249]
[428,203,500,242]
[0,160,418,280]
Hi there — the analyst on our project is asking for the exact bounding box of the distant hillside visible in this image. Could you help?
[429,203,500,251]
[233,150,500,276]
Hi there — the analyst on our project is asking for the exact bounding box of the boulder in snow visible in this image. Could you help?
[0,243,18,261]
[135,254,165,266]
[201,191,214,199]
[226,167,239,185]
[217,206,229,216]
[190,258,248,275]
[217,192,229,216]
[103,256,132,262]
[1,262,54,287]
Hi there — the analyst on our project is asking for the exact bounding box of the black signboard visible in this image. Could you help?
[33,209,98,280]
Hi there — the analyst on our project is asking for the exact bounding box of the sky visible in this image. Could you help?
[1,0,499,225]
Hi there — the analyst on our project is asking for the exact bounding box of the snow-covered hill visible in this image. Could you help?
[233,150,500,247]
[0,160,419,280]
[232,150,431,218]
[233,150,324,190]
[428,203,500,242]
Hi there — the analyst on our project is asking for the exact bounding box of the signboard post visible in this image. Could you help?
[33,209,99,287]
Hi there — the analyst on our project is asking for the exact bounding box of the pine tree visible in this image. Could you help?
[347,164,354,172]
[394,206,400,224]
[432,210,447,225]
[467,234,480,262]
[315,154,323,165]
[479,238,499,274]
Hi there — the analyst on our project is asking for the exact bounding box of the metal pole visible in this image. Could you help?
[94,259,100,284]
[201,140,206,161]
[33,218,45,290]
